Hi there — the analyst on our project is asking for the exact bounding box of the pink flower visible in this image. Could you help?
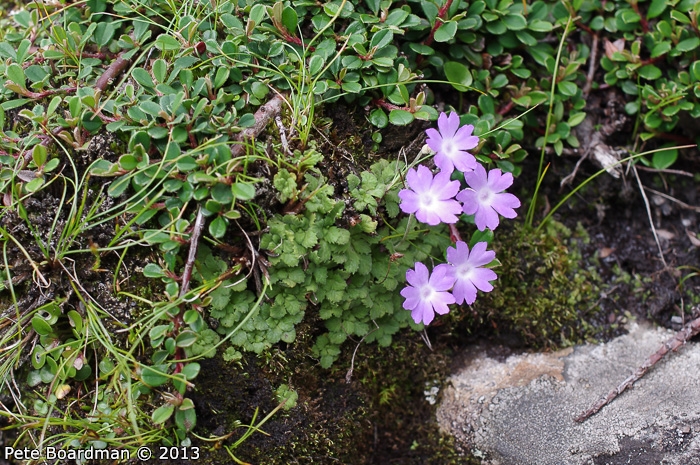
[446,241,497,305]
[400,262,456,325]
[457,163,520,231]
[425,112,479,175]
[398,165,462,226]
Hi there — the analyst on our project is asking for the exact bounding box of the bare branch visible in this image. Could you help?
[230,94,285,158]
[575,313,700,422]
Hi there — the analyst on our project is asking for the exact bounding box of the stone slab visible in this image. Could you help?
[437,322,700,465]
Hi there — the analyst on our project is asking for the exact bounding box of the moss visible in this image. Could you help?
[466,220,616,348]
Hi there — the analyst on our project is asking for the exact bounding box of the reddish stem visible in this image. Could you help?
[21,86,77,100]
[630,1,649,33]
[497,101,514,116]
[448,224,462,243]
[423,0,455,47]
[415,0,454,66]
[372,98,405,111]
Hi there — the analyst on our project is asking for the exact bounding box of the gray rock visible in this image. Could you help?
[437,322,700,465]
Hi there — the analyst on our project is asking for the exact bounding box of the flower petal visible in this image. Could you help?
[491,193,521,219]
[398,189,420,214]
[464,163,488,190]
[430,264,456,291]
[451,152,477,173]
[452,279,477,305]
[457,189,479,215]
[488,169,514,192]
[470,268,497,291]
[467,242,496,266]
[474,205,499,231]
[432,292,455,315]
[454,125,479,150]
[412,300,434,325]
[438,112,460,138]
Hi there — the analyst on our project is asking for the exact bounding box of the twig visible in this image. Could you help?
[95,52,132,92]
[582,33,598,98]
[275,115,292,156]
[345,323,378,384]
[178,207,205,299]
[575,313,700,422]
[643,186,700,212]
[635,165,694,177]
[230,94,285,158]
[631,163,667,268]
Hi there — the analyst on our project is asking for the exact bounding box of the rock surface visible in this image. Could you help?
[437,322,700,465]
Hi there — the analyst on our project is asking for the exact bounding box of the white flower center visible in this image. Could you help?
[478,188,493,206]
[456,263,474,281]
[442,139,457,158]
[420,285,435,301]
[420,192,436,209]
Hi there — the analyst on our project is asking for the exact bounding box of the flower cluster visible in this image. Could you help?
[398,112,521,325]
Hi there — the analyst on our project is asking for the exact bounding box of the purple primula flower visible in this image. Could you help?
[398,165,462,225]
[425,112,479,175]
[446,241,497,305]
[457,163,521,231]
[401,262,456,325]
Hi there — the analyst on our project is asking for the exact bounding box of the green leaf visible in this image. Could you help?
[503,14,527,30]
[433,21,458,42]
[209,216,228,238]
[140,100,163,117]
[24,178,45,193]
[31,316,53,336]
[444,61,473,91]
[176,156,198,171]
[108,174,131,197]
[176,330,197,347]
[691,61,700,81]
[528,19,553,32]
[676,37,700,52]
[152,404,175,424]
[143,263,165,278]
[5,63,26,90]
[670,10,690,24]
[370,29,393,49]
[231,182,256,200]
[308,55,324,75]
[381,108,411,126]
[155,34,181,51]
[652,146,678,170]
[568,112,586,127]
[281,6,298,34]
[132,67,154,88]
[650,41,672,58]
[369,108,388,128]
[211,183,233,204]
[141,365,169,387]
[32,144,47,167]
[181,363,200,380]
[637,65,662,80]
[647,0,667,18]
[557,81,578,96]
[175,404,197,431]
[149,324,171,341]
[153,59,167,84]
[0,42,17,60]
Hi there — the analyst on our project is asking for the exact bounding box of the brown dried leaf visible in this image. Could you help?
[686,229,700,247]
[599,247,615,258]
